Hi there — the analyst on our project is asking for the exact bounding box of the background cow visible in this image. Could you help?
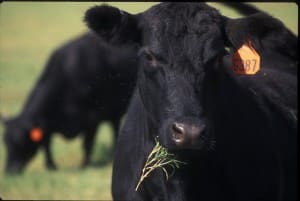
[85,2,297,201]
[2,32,138,173]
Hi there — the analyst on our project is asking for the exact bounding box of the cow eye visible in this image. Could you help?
[145,52,155,62]
[139,48,160,68]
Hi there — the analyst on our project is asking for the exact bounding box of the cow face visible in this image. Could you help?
[85,3,296,151]
[135,4,228,151]
[85,3,225,151]
[3,117,40,174]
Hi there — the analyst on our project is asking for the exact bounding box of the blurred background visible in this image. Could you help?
[0,2,297,200]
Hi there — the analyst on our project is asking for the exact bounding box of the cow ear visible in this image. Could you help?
[223,13,297,60]
[84,5,142,46]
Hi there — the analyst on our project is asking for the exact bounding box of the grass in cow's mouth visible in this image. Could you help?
[135,137,186,191]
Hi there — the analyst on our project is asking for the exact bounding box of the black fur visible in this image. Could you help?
[85,2,297,201]
[3,32,138,174]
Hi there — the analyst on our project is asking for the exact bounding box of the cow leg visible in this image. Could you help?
[81,125,97,168]
[42,135,57,170]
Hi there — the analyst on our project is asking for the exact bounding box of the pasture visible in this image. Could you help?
[0,2,297,200]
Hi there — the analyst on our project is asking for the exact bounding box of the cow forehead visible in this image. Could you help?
[144,3,217,18]
[142,3,222,37]
[141,3,224,62]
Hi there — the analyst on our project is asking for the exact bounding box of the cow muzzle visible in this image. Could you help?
[5,160,25,175]
[170,118,206,149]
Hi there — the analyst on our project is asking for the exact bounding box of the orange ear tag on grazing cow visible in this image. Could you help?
[30,127,43,143]
[231,41,260,75]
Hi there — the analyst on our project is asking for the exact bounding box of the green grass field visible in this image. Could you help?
[0,2,297,200]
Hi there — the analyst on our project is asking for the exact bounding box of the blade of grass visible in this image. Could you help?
[135,137,186,191]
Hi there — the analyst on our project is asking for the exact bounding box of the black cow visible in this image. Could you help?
[2,32,138,173]
[85,2,297,201]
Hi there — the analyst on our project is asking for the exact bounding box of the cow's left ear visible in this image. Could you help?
[84,5,142,46]
[223,13,297,60]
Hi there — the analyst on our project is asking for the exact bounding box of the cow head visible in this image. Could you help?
[3,117,41,174]
[85,3,296,152]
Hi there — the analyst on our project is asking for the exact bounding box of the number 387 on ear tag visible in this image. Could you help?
[231,41,261,75]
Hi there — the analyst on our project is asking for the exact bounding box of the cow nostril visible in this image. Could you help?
[192,124,206,137]
[172,122,186,143]
[172,123,185,134]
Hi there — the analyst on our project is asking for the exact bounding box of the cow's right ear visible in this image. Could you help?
[223,13,297,60]
[84,5,142,46]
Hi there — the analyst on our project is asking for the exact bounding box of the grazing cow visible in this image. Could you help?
[85,2,297,201]
[2,32,138,174]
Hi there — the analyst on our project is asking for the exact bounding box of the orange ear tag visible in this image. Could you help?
[30,127,43,143]
[232,41,260,75]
